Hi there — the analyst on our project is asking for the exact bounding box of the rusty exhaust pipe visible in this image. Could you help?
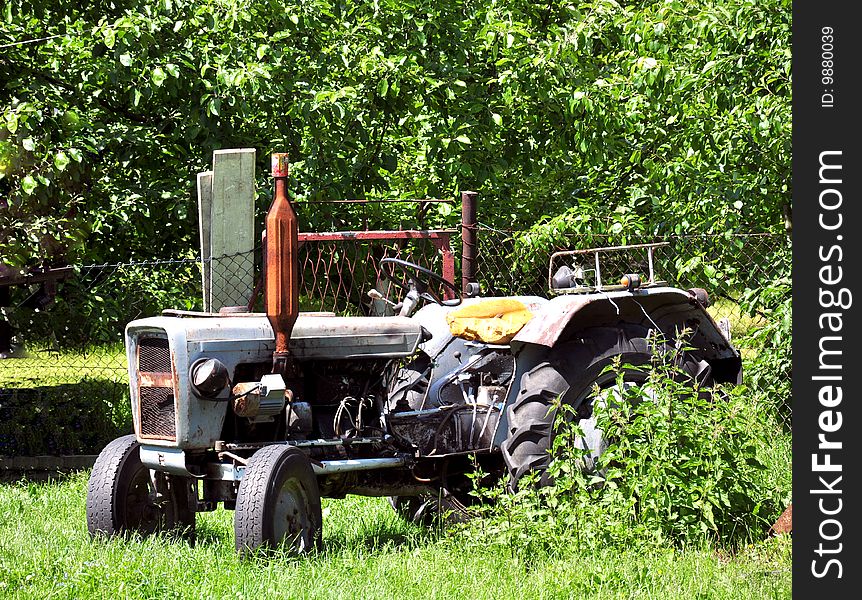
[265,153,299,374]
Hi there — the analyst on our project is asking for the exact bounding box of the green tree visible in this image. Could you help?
[1,0,791,268]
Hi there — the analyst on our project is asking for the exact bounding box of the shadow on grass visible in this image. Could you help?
[0,466,92,484]
[324,524,441,554]
[0,380,132,456]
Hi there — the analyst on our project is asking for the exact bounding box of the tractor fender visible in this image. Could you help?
[512,287,739,364]
[413,295,547,358]
[493,287,743,451]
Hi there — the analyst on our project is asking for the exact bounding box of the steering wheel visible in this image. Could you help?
[379,257,462,306]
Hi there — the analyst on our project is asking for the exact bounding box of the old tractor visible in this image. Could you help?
[86,154,741,553]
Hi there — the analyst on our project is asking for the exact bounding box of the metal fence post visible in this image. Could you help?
[460,191,478,294]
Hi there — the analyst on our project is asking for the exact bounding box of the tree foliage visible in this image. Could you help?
[1,0,791,267]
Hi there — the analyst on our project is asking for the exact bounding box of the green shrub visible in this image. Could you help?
[464,344,785,556]
[584,367,778,545]
[6,260,202,349]
[737,277,792,417]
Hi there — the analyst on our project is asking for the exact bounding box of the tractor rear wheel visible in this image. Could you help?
[500,325,702,488]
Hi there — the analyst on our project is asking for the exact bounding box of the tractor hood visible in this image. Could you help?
[127,312,423,361]
[124,312,423,449]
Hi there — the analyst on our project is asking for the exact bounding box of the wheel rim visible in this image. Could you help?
[272,478,313,551]
[122,464,165,534]
[574,377,657,471]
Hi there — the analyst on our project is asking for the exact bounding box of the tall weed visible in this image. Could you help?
[464,347,785,557]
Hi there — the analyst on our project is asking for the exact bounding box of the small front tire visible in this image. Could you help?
[234,445,322,555]
[86,434,195,540]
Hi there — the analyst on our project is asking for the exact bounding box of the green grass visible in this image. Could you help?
[0,346,126,388]
[0,473,790,599]
[706,297,765,340]
[0,347,131,457]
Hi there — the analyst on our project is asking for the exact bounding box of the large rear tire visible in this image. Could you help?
[86,434,195,540]
[234,445,322,555]
[500,325,699,488]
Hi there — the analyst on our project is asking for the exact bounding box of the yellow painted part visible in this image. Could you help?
[446,299,534,344]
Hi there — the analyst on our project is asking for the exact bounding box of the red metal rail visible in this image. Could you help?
[298,230,457,301]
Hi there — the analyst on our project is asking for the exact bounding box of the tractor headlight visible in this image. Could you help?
[189,358,230,399]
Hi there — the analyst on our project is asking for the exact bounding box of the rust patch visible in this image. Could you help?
[140,372,173,388]
[512,295,594,347]
[769,503,792,536]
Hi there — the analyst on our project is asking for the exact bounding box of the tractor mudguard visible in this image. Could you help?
[511,287,739,364]
[492,286,744,452]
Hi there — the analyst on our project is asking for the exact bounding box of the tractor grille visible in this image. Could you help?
[139,337,171,372]
[137,336,177,441]
[139,387,177,438]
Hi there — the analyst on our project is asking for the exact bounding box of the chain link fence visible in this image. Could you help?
[0,225,790,457]
[296,231,456,314]
[0,232,455,456]
[475,225,792,427]
[477,226,787,315]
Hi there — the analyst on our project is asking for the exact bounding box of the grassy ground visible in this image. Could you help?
[706,298,764,339]
[0,346,131,456]
[0,345,126,388]
[705,298,767,364]
[0,473,790,599]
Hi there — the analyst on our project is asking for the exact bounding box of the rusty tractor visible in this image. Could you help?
[86,154,741,553]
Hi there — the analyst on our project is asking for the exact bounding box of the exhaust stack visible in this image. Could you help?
[265,153,299,373]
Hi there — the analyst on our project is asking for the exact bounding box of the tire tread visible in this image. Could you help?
[86,434,139,537]
[234,445,321,555]
[500,324,655,487]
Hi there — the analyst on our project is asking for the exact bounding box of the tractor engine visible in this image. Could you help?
[125,313,422,455]
[386,342,515,455]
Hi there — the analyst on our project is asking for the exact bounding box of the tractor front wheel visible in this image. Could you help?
[234,445,322,555]
[86,434,195,540]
